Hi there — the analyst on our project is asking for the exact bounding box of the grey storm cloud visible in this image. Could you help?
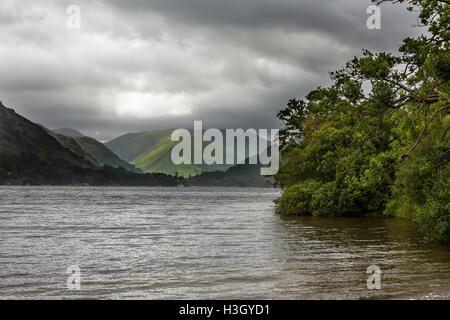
[0,0,424,141]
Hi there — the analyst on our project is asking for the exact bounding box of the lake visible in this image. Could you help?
[0,186,448,299]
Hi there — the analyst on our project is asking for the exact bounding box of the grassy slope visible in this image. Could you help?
[45,131,99,165]
[0,104,91,168]
[107,130,234,178]
[105,130,171,162]
[73,136,142,173]
[45,129,142,173]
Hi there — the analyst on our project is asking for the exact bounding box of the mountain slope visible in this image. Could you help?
[75,136,142,173]
[106,130,231,177]
[0,102,175,186]
[130,134,235,177]
[105,130,171,162]
[53,128,84,137]
[47,129,142,173]
[0,103,93,184]
[0,104,90,166]
[106,130,269,178]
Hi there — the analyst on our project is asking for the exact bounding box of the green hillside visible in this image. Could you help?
[0,103,92,165]
[106,130,232,178]
[105,130,171,162]
[130,134,196,177]
[44,130,99,165]
[0,102,176,186]
[106,130,270,178]
[76,136,142,173]
[46,129,142,173]
[130,134,235,177]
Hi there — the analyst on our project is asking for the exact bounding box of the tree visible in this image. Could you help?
[275,0,449,241]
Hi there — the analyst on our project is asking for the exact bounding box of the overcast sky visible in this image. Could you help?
[0,0,423,141]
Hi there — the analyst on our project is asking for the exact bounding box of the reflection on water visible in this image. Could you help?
[274,216,449,299]
[0,186,448,299]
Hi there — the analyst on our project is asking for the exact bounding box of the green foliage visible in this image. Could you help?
[275,0,449,241]
[275,181,320,216]
[416,164,450,242]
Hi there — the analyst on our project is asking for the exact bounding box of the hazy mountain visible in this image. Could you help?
[0,102,176,186]
[52,128,85,138]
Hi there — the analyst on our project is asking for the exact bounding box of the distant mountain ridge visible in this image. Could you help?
[53,128,85,137]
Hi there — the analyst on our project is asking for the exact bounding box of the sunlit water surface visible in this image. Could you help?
[0,186,448,299]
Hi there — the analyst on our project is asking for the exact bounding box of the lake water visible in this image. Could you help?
[0,186,448,300]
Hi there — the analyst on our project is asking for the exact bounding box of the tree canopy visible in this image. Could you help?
[275,0,449,242]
